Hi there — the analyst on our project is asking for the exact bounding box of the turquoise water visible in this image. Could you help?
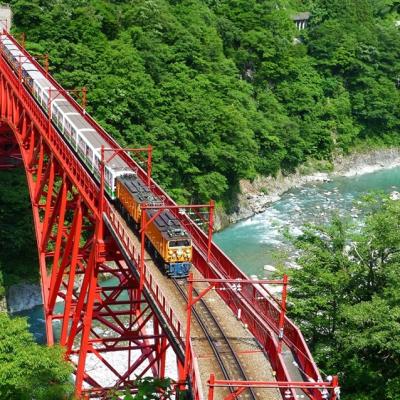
[15,302,64,344]
[214,166,400,277]
[15,277,132,343]
[15,306,47,344]
[20,165,400,340]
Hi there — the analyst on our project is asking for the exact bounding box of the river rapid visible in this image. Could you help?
[214,165,400,277]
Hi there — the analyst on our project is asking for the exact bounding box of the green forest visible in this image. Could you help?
[8,0,400,206]
[1,0,400,399]
[285,195,400,400]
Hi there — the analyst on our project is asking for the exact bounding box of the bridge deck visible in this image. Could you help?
[110,206,281,400]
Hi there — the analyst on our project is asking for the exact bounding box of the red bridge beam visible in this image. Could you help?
[207,374,340,400]
[0,37,185,398]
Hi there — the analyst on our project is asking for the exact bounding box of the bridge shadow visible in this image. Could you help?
[0,167,39,307]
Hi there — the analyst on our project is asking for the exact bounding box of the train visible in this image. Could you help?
[0,34,192,278]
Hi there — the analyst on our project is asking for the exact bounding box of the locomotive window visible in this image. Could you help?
[169,240,191,247]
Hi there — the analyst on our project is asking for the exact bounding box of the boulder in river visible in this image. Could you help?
[263,264,276,273]
[390,191,400,200]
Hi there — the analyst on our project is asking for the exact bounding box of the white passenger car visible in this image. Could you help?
[0,34,135,198]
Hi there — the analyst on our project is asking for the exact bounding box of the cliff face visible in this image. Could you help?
[220,148,400,229]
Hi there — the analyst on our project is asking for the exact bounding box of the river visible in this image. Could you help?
[18,165,400,341]
[214,166,400,276]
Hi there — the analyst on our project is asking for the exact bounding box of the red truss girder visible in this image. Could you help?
[0,30,336,400]
[0,56,183,398]
[207,375,340,400]
[0,121,21,168]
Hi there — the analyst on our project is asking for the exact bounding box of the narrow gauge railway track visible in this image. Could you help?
[173,279,258,400]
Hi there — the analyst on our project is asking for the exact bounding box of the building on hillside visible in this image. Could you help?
[0,4,12,32]
[292,12,311,30]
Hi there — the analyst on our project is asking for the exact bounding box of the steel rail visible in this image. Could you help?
[173,279,258,400]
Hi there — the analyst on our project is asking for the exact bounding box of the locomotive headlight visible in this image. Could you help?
[177,248,183,257]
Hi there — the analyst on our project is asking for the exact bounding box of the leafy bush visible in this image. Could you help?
[0,313,74,399]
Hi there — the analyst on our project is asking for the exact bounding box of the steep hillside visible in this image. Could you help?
[9,0,400,207]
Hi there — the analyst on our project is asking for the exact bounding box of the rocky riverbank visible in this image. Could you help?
[0,296,7,312]
[222,148,400,228]
[5,272,90,313]
[7,283,43,313]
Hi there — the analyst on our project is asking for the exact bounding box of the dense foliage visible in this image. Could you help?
[109,377,176,399]
[285,196,400,400]
[1,2,400,399]
[0,170,73,399]
[0,313,73,399]
[7,0,400,205]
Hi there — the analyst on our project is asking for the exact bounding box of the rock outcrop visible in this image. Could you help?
[7,283,43,313]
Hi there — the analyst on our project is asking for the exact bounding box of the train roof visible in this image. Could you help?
[27,70,44,80]
[1,36,14,45]
[21,61,37,71]
[33,77,55,92]
[9,53,30,64]
[119,175,161,204]
[6,46,20,53]
[75,128,131,172]
[147,209,190,241]
[67,113,94,130]
[53,100,76,114]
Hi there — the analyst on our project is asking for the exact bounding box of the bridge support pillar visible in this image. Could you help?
[0,71,178,397]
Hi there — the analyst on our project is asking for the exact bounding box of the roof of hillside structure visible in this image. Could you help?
[292,12,311,21]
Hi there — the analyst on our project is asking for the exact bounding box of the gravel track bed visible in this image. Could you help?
[112,208,281,399]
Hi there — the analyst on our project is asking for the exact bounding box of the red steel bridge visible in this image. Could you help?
[0,28,340,400]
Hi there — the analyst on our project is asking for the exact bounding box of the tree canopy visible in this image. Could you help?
[6,0,400,205]
[0,313,73,399]
[284,196,400,400]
